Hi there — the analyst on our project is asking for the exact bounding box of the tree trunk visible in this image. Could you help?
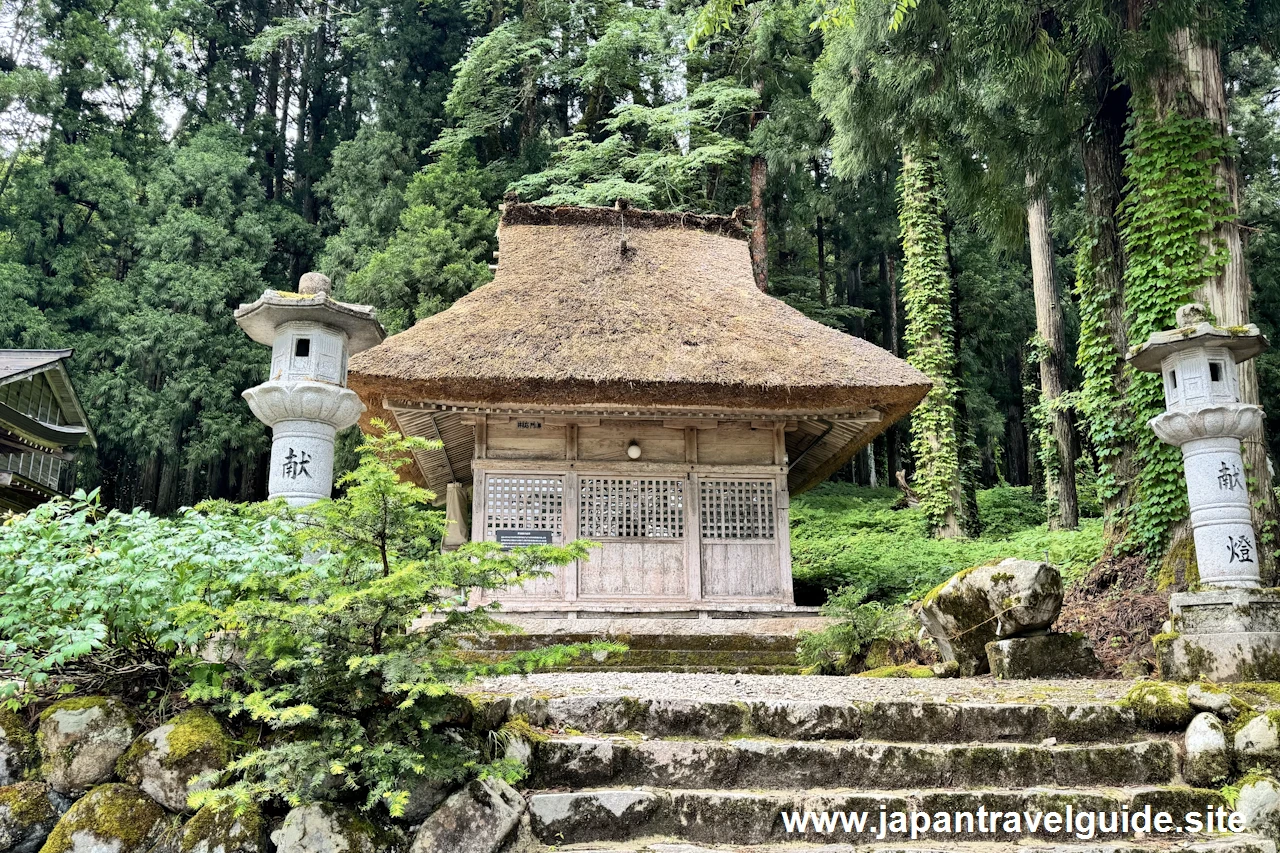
[1162,27,1277,562]
[1079,42,1134,542]
[881,251,901,480]
[748,78,768,293]
[1027,172,1079,529]
[851,261,864,336]
[816,212,827,306]
[900,144,966,538]
[275,23,294,202]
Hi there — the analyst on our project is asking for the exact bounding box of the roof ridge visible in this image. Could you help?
[500,202,751,240]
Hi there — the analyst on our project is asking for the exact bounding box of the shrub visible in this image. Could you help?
[796,587,917,674]
[0,491,302,706]
[176,426,616,815]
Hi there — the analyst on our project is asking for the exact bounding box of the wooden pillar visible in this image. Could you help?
[564,471,579,601]
[686,472,702,603]
[776,473,793,603]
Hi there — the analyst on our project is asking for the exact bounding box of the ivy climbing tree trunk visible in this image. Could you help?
[1027,172,1079,531]
[1076,43,1135,545]
[881,251,901,481]
[1162,26,1278,566]
[900,142,965,538]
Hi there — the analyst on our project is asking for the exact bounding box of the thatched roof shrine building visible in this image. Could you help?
[349,203,929,612]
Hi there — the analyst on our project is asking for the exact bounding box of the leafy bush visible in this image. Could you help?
[177,427,615,815]
[797,587,916,674]
[0,492,302,706]
[790,482,1105,601]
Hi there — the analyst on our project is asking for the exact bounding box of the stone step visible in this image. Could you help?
[469,632,803,653]
[547,838,1276,853]
[547,665,806,675]
[530,736,1181,791]
[527,787,1231,848]
[464,649,801,672]
[507,696,1142,743]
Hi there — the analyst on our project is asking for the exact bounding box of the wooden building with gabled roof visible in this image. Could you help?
[348,203,930,612]
[0,349,96,512]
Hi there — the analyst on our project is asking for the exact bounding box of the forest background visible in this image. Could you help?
[0,0,1277,581]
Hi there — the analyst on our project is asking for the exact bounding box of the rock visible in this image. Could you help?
[527,790,660,846]
[931,660,960,678]
[1184,712,1231,787]
[177,804,267,853]
[117,709,231,813]
[409,777,524,853]
[1187,683,1239,719]
[0,710,34,787]
[918,559,1063,675]
[985,633,1101,680]
[37,698,137,796]
[394,775,453,825]
[1238,773,1280,840]
[0,783,67,853]
[1237,713,1280,766]
[1118,683,1196,731]
[269,805,400,853]
[37,783,168,853]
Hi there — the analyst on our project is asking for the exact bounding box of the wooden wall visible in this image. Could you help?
[471,414,793,607]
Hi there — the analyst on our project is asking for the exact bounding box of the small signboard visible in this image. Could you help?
[495,529,554,548]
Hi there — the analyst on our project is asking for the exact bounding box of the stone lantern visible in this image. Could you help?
[235,273,385,506]
[1127,303,1279,680]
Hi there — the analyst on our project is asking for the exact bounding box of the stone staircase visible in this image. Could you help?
[482,688,1277,853]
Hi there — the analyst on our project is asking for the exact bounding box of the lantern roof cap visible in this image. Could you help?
[235,281,386,354]
[1127,314,1267,373]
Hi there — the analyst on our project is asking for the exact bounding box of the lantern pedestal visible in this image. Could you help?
[1157,589,1280,681]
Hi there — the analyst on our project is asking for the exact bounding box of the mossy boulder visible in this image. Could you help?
[37,698,137,796]
[178,804,265,853]
[117,710,230,813]
[986,633,1100,679]
[1236,711,1280,770]
[0,782,67,853]
[1238,771,1280,841]
[37,784,168,853]
[1117,682,1195,731]
[918,559,1063,675]
[269,805,402,853]
[0,710,35,787]
[410,778,525,853]
[1183,712,1231,787]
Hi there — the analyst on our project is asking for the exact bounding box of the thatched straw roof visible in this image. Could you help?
[351,204,927,409]
[348,203,929,494]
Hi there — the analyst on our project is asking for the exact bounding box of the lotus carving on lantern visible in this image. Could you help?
[243,380,366,430]
[1149,403,1264,446]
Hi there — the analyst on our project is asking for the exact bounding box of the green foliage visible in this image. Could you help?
[509,80,758,212]
[975,486,1045,537]
[796,586,915,674]
[177,425,615,814]
[0,489,302,707]
[339,154,498,332]
[898,145,962,534]
[790,483,1105,599]
[1117,107,1232,557]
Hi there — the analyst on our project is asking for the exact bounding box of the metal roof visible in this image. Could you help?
[0,349,73,384]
